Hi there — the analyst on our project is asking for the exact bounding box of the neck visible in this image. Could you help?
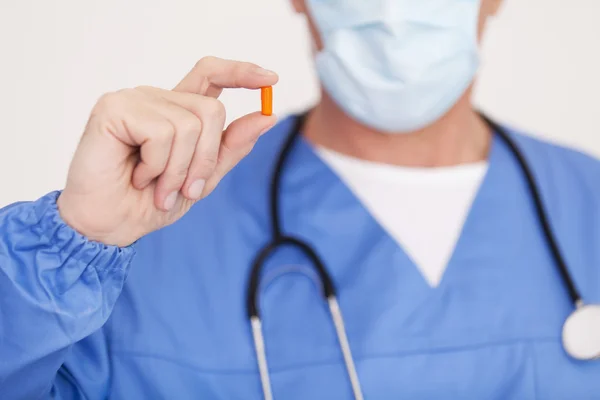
[303,88,492,168]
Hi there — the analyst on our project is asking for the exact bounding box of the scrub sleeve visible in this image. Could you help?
[0,191,135,399]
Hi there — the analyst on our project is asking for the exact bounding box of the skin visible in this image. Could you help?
[58,58,279,247]
[292,0,504,167]
[58,1,503,247]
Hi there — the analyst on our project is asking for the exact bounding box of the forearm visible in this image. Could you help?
[0,192,135,398]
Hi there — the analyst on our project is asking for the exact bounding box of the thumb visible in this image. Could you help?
[202,112,277,197]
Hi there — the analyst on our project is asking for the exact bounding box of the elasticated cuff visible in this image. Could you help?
[23,191,136,275]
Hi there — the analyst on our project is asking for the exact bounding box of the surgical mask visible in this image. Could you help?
[306,0,482,133]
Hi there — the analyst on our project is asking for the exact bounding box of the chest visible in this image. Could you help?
[104,133,600,398]
[105,227,600,399]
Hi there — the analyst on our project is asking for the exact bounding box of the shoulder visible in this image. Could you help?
[503,123,600,303]
[506,124,600,189]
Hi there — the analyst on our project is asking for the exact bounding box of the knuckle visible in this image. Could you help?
[94,91,122,114]
[140,161,165,180]
[134,85,154,93]
[192,153,218,177]
[239,143,254,159]
[145,163,164,176]
[156,121,176,141]
[232,64,248,87]
[230,61,257,88]
[203,99,226,123]
[221,141,253,165]
[237,61,257,76]
[175,116,202,137]
[116,87,138,98]
[218,141,234,163]
[95,89,139,112]
[165,164,189,182]
[195,56,219,70]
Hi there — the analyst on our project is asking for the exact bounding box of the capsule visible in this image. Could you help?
[261,86,273,116]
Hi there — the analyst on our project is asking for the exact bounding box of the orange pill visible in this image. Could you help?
[261,86,273,116]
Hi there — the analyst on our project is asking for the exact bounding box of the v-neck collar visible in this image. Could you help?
[253,124,569,368]
[277,131,508,292]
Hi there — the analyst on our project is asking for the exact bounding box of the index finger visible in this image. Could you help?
[174,56,279,98]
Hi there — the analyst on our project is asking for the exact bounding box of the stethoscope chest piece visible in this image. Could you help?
[562,303,600,360]
[244,113,600,400]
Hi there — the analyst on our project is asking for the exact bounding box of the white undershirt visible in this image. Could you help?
[315,146,489,288]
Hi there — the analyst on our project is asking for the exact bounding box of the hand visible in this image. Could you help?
[57,57,278,247]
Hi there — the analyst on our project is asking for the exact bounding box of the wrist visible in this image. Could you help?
[57,192,131,247]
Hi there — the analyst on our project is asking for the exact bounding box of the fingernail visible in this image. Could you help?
[188,179,206,200]
[254,67,277,77]
[164,191,178,211]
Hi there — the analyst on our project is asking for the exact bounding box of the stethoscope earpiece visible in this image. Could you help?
[562,303,600,361]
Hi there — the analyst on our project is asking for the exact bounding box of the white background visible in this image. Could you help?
[0,0,599,207]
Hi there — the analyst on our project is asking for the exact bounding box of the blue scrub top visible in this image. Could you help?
[1,116,600,399]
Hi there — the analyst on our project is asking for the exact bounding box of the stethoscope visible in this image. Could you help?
[246,112,600,400]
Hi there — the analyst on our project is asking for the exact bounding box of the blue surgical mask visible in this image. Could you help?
[306,0,482,133]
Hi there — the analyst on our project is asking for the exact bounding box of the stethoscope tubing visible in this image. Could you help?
[245,111,587,400]
[482,114,582,306]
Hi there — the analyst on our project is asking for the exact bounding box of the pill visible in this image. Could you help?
[261,86,273,116]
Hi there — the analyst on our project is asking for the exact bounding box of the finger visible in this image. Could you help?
[174,56,279,98]
[144,98,202,211]
[136,87,227,200]
[130,115,174,192]
[202,112,277,198]
[180,98,227,200]
[137,86,219,121]
[93,91,177,192]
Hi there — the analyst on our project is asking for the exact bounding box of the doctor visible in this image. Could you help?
[1,0,600,398]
